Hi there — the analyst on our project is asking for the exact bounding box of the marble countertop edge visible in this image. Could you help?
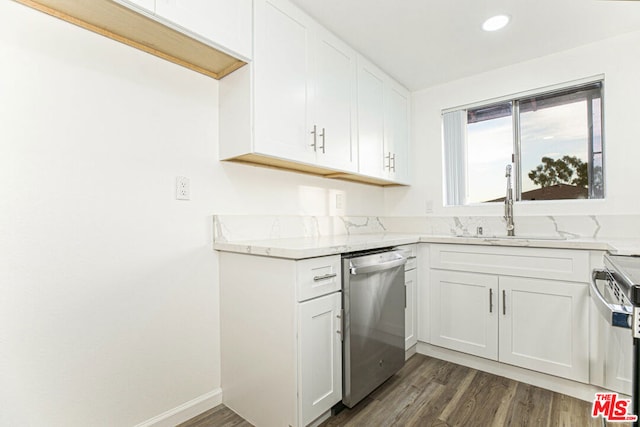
[213,233,640,260]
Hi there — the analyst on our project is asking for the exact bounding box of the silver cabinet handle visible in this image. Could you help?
[391,153,396,172]
[319,127,326,154]
[489,288,493,313]
[385,152,391,170]
[336,309,344,341]
[591,269,633,329]
[313,273,337,282]
[502,290,506,315]
[310,125,317,151]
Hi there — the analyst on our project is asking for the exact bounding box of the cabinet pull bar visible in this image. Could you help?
[385,152,391,170]
[503,289,506,315]
[313,273,337,281]
[310,125,317,151]
[405,284,407,309]
[319,127,326,154]
[391,153,396,172]
[489,288,493,313]
[337,309,344,341]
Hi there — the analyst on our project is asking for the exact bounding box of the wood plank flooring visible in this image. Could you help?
[180,354,622,427]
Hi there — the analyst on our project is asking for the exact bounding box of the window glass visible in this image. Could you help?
[467,103,512,203]
[442,80,604,205]
[520,101,589,200]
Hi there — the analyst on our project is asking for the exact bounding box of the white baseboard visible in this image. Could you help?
[308,410,332,427]
[134,388,223,427]
[416,342,618,402]
[405,343,417,360]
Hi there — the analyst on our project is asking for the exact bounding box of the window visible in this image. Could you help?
[443,81,604,205]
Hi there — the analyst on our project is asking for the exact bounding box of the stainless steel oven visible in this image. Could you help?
[341,247,407,408]
[591,253,640,426]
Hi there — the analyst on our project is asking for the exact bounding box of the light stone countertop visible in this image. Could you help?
[214,233,419,259]
[214,232,640,260]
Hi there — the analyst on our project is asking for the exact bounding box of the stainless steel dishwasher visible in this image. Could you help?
[342,247,407,408]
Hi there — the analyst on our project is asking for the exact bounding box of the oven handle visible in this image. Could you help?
[350,257,407,275]
[590,269,633,329]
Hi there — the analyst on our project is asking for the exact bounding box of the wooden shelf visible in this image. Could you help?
[15,0,247,79]
[227,154,407,187]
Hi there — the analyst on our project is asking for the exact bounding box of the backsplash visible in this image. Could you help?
[382,215,640,239]
[213,215,388,242]
[213,214,640,242]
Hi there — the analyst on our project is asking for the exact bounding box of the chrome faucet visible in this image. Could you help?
[505,165,515,236]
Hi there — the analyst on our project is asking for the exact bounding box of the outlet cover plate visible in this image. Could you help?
[176,176,190,200]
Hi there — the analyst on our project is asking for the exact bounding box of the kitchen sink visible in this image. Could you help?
[468,235,570,241]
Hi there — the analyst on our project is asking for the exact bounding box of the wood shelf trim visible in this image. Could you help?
[226,154,407,187]
[15,0,247,79]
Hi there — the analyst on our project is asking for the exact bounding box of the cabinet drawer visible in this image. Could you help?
[430,244,589,282]
[296,255,341,302]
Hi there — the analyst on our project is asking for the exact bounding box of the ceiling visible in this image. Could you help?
[288,0,640,91]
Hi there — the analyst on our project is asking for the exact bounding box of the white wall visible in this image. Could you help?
[0,2,384,426]
[385,30,640,217]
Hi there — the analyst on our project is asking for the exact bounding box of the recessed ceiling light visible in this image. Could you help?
[482,14,510,32]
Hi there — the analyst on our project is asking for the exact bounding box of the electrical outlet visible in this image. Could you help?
[335,193,344,210]
[176,176,190,200]
[425,200,434,213]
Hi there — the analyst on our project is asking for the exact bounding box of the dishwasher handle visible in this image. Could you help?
[350,257,407,275]
[590,269,633,329]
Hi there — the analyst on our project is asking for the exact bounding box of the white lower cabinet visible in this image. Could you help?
[404,267,417,349]
[299,292,342,426]
[431,270,498,360]
[220,252,342,427]
[398,244,418,350]
[429,244,590,383]
[498,276,588,382]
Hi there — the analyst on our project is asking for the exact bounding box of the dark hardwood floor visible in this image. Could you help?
[180,354,619,427]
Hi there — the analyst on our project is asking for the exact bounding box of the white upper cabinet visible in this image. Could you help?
[253,0,357,171]
[311,28,358,171]
[221,0,359,174]
[357,59,386,178]
[154,0,252,59]
[357,55,411,184]
[253,0,315,164]
[385,82,410,184]
[219,0,409,185]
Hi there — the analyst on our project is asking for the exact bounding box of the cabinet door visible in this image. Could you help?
[298,292,342,426]
[253,0,315,165]
[498,277,589,382]
[430,270,498,360]
[405,268,417,350]
[385,82,410,184]
[357,57,386,178]
[155,0,252,58]
[312,28,357,172]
